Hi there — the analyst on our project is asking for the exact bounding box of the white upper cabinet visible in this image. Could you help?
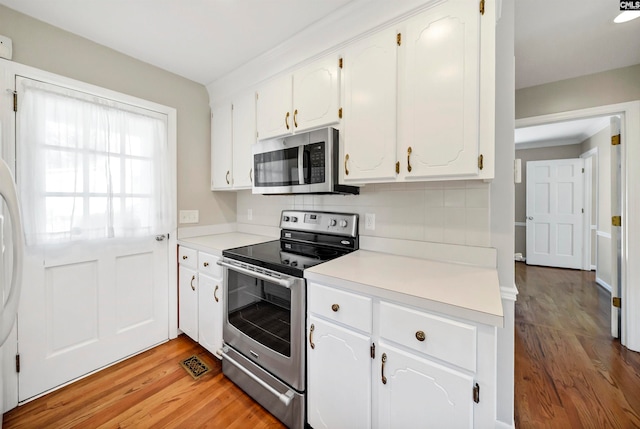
[256,55,340,141]
[232,91,256,189]
[397,0,481,180]
[342,27,398,183]
[211,103,233,190]
[256,74,292,140]
[211,90,256,191]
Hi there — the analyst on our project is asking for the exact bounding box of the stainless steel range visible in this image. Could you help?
[217,210,359,429]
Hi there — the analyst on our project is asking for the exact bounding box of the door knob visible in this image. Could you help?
[155,234,166,241]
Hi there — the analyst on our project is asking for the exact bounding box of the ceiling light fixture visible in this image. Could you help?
[614,11,640,23]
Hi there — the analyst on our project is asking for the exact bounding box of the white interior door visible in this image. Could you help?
[526,158,584,269]
[610,116,622,338]
[15,75,173,401]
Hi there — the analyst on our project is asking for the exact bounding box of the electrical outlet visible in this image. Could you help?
[179,210,199,224]
[365,213,376,230]
[247,209,253,221]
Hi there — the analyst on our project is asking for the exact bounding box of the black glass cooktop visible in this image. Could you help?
[222,239,354,278]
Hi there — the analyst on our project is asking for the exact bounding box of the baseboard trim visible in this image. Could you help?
[596,277,612,293]
[495,419,515,429]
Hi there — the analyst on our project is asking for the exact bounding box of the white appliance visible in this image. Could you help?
[0,157,24,424]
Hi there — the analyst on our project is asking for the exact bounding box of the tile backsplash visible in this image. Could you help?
[237,180,491,247]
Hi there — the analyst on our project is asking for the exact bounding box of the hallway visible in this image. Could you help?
[514,262,640,428]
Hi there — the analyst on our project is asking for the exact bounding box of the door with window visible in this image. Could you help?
[15,76,174,401]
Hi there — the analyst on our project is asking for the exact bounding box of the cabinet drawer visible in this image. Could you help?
[308,283,372,333]
[379,301,477,372]
[199,252,222,278]
[178,246,197,269]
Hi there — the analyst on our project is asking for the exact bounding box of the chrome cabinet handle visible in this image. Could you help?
[331,304,340,312]
[416,331,426,342]
[381,353,387,384]
[293,109,298,128]
[407,147,413,172]
[190,275,196,291]
[214,285,219,303]
[250,168,253,182]
[309,324,315,349]
[225,170,230,185]
[345,154,350,176]
[285,111,290,130]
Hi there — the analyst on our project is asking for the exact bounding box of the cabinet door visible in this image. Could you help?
[292,55,340,133]
[232,91,256,189]
[397,1,481,179]
[307,315,372,429]
[198,273,223,357]
[342,28,398,183]
[211,103,233,189]
[256,75,292,140]
[376,343,474,429]
[178,265,198,341]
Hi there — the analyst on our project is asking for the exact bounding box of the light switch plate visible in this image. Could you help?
[0,35,13,60]
[179,210,199,224]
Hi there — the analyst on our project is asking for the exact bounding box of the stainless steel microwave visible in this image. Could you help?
[252,127,359,195]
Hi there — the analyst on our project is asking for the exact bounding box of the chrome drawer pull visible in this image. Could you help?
[214,285,219,303]
[416,331,426,342]
[190,275,196,291]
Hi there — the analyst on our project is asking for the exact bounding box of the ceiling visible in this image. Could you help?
[1,0,638,89]
[515,117,611,150]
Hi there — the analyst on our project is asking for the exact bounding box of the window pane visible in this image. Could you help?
[88,154,121,194]
[124,159,152,194]
[45,149,83,193]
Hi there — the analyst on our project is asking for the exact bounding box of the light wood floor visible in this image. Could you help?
[2,336,286,428]
[515,262,640,428]
[5,263,640,428]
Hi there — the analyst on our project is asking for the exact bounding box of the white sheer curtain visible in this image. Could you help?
[17,77,173,246]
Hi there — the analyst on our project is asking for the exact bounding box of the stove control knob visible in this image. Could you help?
[283,216,290,222]
[329,219,337,226]
[339,220,348,228]
[291,216,298,222]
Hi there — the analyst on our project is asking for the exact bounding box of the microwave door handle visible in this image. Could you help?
[297,147,305,185]
[303,148,311,184]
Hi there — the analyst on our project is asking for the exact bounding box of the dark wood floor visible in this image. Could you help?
[2,336,285,428]
[5,263,640,428]
[515,262,640,428]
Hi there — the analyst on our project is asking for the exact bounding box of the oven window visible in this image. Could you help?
[254,147,300,187]
[227,270,291,357]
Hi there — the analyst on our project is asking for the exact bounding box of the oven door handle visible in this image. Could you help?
[222,350,295,406]
[216,260,294,288]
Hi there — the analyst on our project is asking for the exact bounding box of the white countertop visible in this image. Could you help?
[177,232,274,256]
[305,250,504,327]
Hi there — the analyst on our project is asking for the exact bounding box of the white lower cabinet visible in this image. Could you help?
[178,246,224,357]
[198,272,223,357]
[377,343,474,429]
[307,315,372,429]
[306,281,495,428]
